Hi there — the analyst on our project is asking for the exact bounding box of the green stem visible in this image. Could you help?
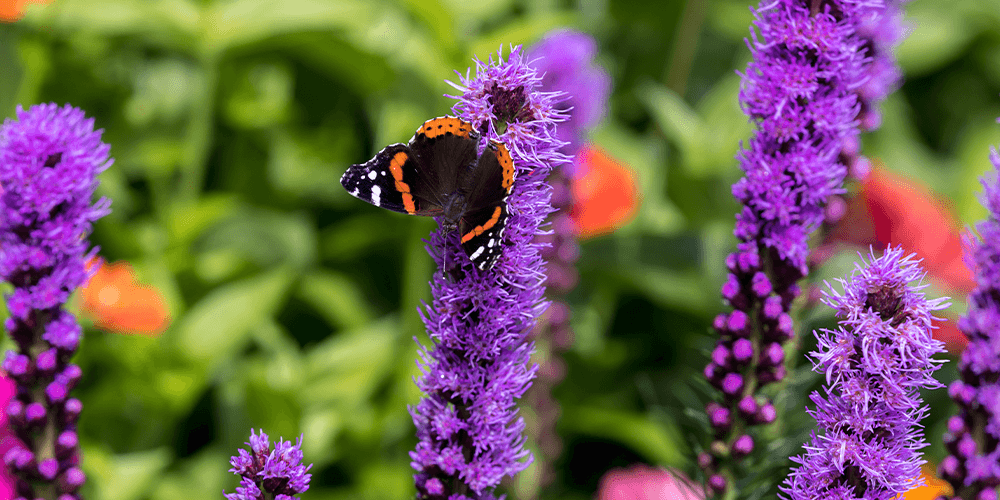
[664,0,706,96]
[179,55,219,202]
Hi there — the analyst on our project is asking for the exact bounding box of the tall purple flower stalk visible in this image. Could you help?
[818,0,909,250]
[0,103,112,499]
[225,429,312,500]
[702,1,908,496]
[530,29,610,161]
[522,29,610,494]
[938,145,1000,500]
[409,46,568,500]
[781,247,946,499]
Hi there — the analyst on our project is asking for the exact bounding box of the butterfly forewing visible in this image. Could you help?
[408,120,481,207]
[341,144,441,216]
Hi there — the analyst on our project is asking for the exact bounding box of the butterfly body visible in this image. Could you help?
[340,116,515,270]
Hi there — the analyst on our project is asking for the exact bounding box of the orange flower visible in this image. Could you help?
[900,465,952,500]
[79,258,170,336]
[570,145,640,238]
[826,165,973,353]
[0,0,51,22]
[862,166,975,294]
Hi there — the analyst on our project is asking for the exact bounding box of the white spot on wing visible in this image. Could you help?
[487,238,495,248]
[368,170,377,180]
[352,188,359,197]
[372,185,381,206]
[470,246,485,261]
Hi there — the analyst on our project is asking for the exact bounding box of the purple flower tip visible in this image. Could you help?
[782,247,946,500]
[224,429,312,500]
[527,29,610,159]
[38,457,58,480]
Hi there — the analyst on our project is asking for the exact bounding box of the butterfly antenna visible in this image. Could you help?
[441,221,449,276]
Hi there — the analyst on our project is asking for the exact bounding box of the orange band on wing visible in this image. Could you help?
[494,142,514,191]
[389,151,417,214]
[461,206,503,243]
[419,117,472,140]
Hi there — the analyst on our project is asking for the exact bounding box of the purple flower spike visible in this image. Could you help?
[224,429,312,500]
[781,247,947,500]
[0,103,112,497]
[939,144,1000,498]
[702,1,913,495]
[520,30,610,495]
[410,46,569,500]
[528,29,610,160]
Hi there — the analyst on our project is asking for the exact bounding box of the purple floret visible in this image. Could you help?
[781,247,946,500]
[224,429,312,500]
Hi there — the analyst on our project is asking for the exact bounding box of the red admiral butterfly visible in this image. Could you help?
[340,116,515,270]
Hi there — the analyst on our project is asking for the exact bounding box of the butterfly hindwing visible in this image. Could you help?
[341,143,436,216]
[459,203,509,270]
[458,142,514,270]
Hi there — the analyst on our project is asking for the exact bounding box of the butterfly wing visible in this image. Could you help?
[341,143,442,216]
[458,141,515,270]
[407,117,480,208]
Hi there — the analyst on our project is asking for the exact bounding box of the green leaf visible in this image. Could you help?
[268,128,360,204]
[639,81,704,160]
[24,0,200,52]
[897,0,977,77]
[639,79,748,179]
[297,270,376,330]
[222,62,294,129]
[85,446,172,500]
[619,265,714,315]
[469,12,577,61]
[203,0,375,52]
[562,405,685,467]
[167,195,238,249]
[149,450,230,500]
[175,267,295,365]
[277,32,396,95]
[196,207,318,270]
[300,318,398,407]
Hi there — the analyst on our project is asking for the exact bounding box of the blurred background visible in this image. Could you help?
[0,0,998,499]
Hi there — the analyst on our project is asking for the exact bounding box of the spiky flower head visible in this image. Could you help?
[782,247,947,500]
[225,429,312,500]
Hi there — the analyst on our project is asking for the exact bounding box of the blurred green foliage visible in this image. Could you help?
[0,0,998,499]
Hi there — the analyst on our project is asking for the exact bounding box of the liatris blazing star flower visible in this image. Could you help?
[528,29,610,160]
[782,247,946,500]
[225,429,312,500]
[410,46,568,500]
[702,1,907,495]
[938,147,1000,500]
[0,103,112,498]
[853,0,908,132]
[522,30,611,494]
